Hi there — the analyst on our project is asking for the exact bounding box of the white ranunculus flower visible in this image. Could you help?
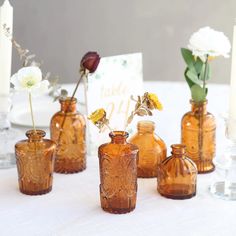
[10,66,49,95]
[188,26,231,60]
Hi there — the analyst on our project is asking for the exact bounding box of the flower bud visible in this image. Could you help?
[80,52,100,73]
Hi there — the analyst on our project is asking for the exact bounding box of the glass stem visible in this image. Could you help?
[29,92,36,133]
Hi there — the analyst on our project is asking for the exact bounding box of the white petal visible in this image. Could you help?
[31,80,49,97]
[18,66,42,84]
[188,26,231,58]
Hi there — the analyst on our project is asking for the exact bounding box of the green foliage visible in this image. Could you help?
[181,48,210,102]
[191,85,206,102]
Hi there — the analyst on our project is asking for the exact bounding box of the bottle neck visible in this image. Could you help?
[171,144,186,157]
[60,97,77,113]
[137,120,155,134]
[109,131,128,144]
[26,130,46,142]
[190,100,207,115]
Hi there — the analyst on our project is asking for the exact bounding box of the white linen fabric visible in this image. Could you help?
[0,82,235,236]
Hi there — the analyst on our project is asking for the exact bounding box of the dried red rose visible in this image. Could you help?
[80,52,100,73]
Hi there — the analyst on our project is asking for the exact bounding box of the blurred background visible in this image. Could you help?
[2,0,236,84]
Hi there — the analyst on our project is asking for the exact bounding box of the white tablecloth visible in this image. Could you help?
[1,81,235,236]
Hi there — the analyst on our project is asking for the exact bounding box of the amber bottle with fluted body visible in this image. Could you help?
[181,100,216,173]
[15,130,56,195]
[50,98,86,173]
[98,131,139,214]
[157,144,197,199]
[129,121,166,178]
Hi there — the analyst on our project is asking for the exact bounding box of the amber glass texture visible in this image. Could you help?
[50,98,86,173]
[98,131,139,214]
[15,130,56,195]
[157,144,197,199]
[181,100,216,173]
[129,121,166,178]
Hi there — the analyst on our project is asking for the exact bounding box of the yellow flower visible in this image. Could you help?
[147,93,163,110]
[88,108,106,124]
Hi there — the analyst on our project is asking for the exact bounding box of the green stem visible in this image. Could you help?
[202,55,208,98]
[29,92,36,133]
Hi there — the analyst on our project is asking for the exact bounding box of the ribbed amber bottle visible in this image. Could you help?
[181,100,216,173]
[157,144,197,199]
[129,120,166,178]
[50,97,86,173]
[98,131,139,214]
[15,130,56,195]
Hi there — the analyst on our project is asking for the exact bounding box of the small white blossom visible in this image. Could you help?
[10,66,49,95]
[188,26,231,60]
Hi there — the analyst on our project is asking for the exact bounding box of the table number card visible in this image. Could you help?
[87,53,143,149]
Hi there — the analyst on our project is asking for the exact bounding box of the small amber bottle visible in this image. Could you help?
[157,144,197,199]
[98,131,139,214]
[50,97,86,173]
[15,130,56,195]
[181,100,216,173]
[129,120,166,178]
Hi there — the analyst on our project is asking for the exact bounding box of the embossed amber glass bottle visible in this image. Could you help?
[181,100,216,173]
[157,144,197,199]
[129,120,166,178]
[98,131,139,214]
[50,98,86,173]
[15,130,56,195]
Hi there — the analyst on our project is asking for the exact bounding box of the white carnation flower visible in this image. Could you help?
[188,26,231,60]
[10,66,49,95]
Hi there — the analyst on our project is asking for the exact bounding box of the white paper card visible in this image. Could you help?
[87,52,143,149]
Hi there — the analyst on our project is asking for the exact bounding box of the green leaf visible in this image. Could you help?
[191,84,206,102]
[181,48,195,71]
[184,68,194,88]
[186,70,202,86]
[193,57,203,75]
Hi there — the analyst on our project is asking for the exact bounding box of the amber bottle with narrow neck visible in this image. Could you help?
[181,100,216,173]
[157,144,197,199]
[50,97,86,173]
[15,130,56,195]
[129,121,166,178]
[98,131,139,214]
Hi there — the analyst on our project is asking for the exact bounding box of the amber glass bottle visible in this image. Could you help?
[181,100,216,173]
[50,98,86,173]
[129,120,166,178]
[98,131,139,214]
[157,144,197,199]
[15,130,56,195]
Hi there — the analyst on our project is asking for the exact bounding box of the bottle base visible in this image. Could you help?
[196,163,215,174]
[102,206,135,214]
[20,186,52,195]
[54,166,86,174]
[138,175,156,178]
[159,191,196,200]
[197,166,215,174]
[138,170,157,178]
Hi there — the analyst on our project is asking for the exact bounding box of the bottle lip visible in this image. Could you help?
[59,97,77,104]
[190,99,208,105]
[171,144,186,154]
[109,131,129,139]
[137,120,155,126]
[26,129,46,139]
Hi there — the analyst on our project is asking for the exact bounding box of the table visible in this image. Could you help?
[1,81,235,236]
